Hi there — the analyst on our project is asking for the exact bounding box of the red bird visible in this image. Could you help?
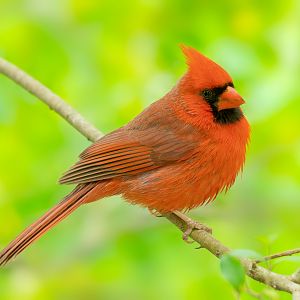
[0,46,250,265]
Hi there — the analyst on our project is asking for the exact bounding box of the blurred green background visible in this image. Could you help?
[0,0,300,299]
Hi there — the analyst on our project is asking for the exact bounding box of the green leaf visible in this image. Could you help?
[220,254,245,292]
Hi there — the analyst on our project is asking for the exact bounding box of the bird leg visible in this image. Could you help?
[172,211,212,243]
[149,209,212,243]
[148,208,163,217]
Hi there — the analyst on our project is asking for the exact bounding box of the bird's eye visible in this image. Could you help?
[202,89,213,99]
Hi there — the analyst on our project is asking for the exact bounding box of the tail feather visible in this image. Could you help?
[0,183,97,266]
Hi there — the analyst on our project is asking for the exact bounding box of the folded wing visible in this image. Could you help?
[59,126,196,185]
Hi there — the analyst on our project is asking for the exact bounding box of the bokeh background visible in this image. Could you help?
[0,0,300,299]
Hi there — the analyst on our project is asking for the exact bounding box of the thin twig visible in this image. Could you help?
[0,57,102,142]
[1,56,300,296]
[255,248,300,263]
[165,213,300,294]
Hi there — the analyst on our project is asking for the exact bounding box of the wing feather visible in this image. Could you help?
[59,129,158,184]
[60,157,152,183]
[59,112,198,185]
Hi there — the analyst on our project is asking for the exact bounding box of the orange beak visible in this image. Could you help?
[218,86,245,111]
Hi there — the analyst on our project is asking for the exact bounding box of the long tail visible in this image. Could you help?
[0,183,97,266]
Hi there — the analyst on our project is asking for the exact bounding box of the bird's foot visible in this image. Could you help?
[182,219,212,243]
[172,211,212,243]
[148,208,163,217]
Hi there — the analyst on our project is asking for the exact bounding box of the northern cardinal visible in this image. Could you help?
[0,46,250,265]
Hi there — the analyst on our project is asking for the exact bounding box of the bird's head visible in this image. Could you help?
[176,45,245,125]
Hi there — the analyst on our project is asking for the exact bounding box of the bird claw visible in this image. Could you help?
[150,210,212,243]
[148,208,163,217]
[182,219,212,243]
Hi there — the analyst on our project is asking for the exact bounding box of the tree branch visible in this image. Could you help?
[1,56,300,297]
[166,213,300,295]
[290,269,300,284]
[255,248,300,263]
[0,57,102,142]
